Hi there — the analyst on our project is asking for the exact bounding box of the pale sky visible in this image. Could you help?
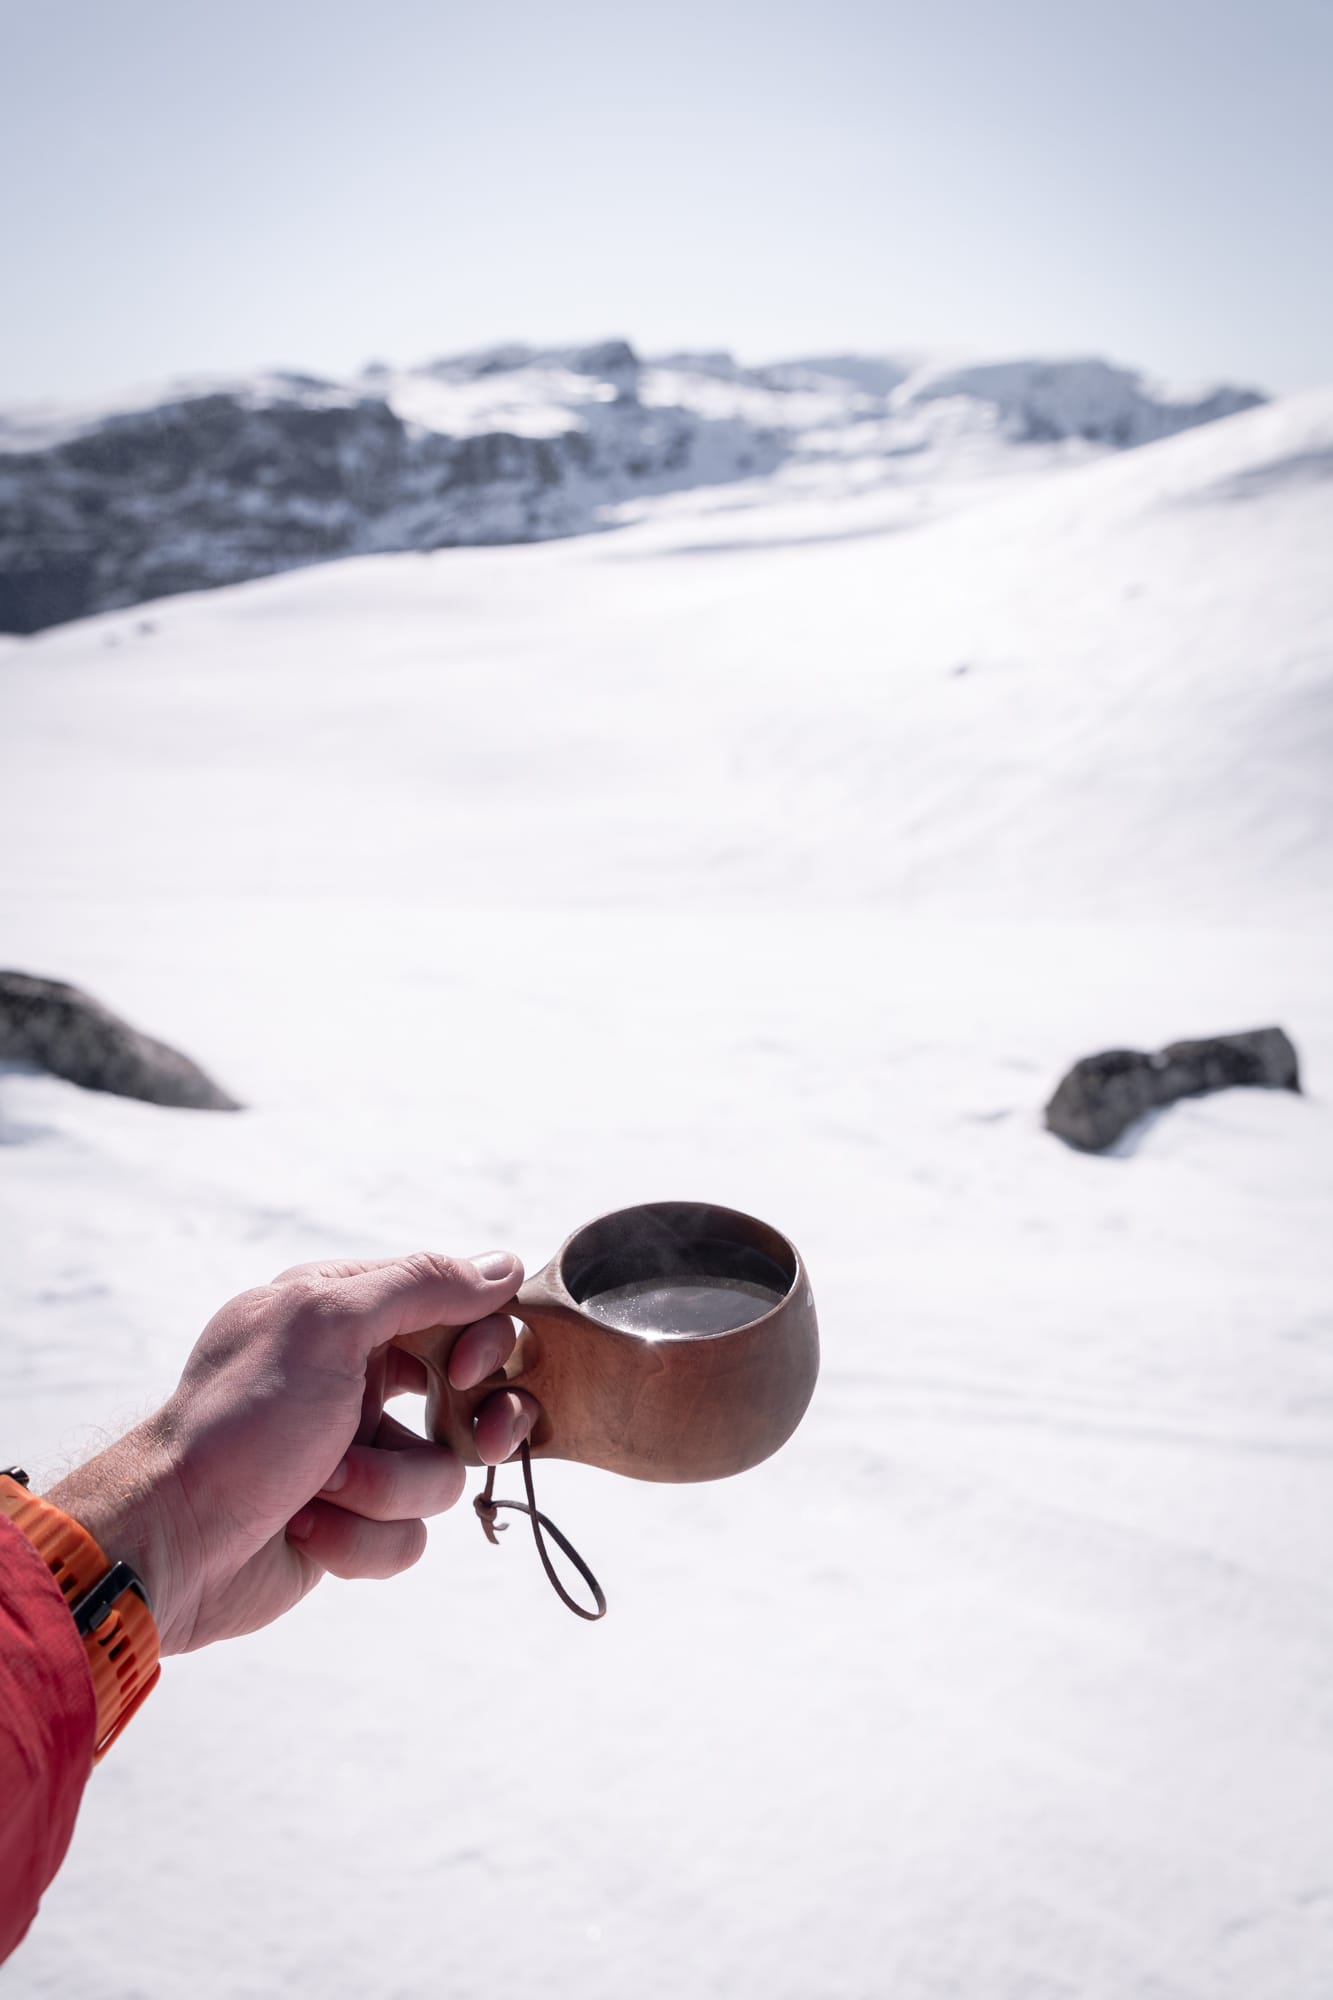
[4,0,1330,404]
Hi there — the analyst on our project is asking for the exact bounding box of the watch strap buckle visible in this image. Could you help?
[70,1558,152,1635]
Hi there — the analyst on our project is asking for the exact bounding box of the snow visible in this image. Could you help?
[2,385,1332,1998]
[893,356,1263,446]
[0,371,365,455]
[373,362,623,442]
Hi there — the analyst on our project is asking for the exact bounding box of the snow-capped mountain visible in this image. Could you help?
[0,341,1263,633]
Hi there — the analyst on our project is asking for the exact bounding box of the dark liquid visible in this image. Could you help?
[583,1274,783,1337]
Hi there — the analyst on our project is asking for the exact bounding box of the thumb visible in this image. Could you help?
[319,1250,524,1363]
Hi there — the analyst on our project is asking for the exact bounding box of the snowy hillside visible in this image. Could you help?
[0,341,1263,633]
[901,356,1261,446]
[1,385,1331,2000]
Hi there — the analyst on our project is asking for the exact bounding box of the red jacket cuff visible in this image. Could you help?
[0,1511,98,1962]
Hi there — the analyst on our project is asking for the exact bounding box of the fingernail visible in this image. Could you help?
[322,1458,350,1495]
[288,1508,316,1542]
[508,1407,533,1453]
[472,1250,518,1282]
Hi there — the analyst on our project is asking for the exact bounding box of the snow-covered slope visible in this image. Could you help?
[899,355,1261,445]
[0,341,1263,633]
[3,389,1323,924]
[1,387,1330,2000]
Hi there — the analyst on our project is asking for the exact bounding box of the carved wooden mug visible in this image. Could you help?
[399,1200,819,1482]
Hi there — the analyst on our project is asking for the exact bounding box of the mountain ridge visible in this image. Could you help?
[0,342,1266,635]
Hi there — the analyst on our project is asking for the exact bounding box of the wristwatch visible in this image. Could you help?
[0,1467,161,1761]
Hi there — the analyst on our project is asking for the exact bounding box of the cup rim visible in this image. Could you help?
[553,1198,800,1336]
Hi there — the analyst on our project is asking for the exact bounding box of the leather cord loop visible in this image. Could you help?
[474,1440,607,1621]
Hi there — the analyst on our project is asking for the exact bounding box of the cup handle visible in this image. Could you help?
[392,1260,575,1463]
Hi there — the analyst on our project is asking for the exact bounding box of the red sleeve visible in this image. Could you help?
[0,1513,97,1963]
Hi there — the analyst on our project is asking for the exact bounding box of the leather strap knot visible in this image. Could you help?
[474,1440,607,1620]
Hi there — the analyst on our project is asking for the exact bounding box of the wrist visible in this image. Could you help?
[1,1467,163,1759]
[46,1412,199,1657]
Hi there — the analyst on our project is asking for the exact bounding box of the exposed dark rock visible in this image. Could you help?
[0,377,779,632]
[1045,1027,1300,1152]
[0,972,240,1111]
[0,557,98,633]
[570,338,639,377]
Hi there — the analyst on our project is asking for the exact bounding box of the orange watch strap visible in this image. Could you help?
[0,1472,161,1762]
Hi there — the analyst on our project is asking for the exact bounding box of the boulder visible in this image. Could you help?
[1045,1027,1299,1153]
[0,971,240,1111]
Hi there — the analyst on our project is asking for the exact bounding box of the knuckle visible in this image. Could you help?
[353,1448,397,1517]
[401,1250,468,1290]
[283,1275,348,1339]
[391,1520,428,1574]
[432,1456,467,1514]
[188,1288,277,1371]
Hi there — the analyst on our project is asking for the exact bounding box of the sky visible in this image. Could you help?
[3,0,1331,405]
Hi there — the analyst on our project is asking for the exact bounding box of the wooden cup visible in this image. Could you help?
[401,1200,819,1482]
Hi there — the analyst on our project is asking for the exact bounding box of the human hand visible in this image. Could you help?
[46,1251,540,1656]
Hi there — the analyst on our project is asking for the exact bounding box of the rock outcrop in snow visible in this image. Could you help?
[0,972,240,1110]
[0,342,1265,633]
[1045,1028,1300,1152]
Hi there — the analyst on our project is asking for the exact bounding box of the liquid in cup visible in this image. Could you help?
[582,1273,785,1336]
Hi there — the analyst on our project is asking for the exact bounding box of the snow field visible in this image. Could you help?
[2,390,1332,1998]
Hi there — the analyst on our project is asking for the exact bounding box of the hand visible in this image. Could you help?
[45,1251,540,1656]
